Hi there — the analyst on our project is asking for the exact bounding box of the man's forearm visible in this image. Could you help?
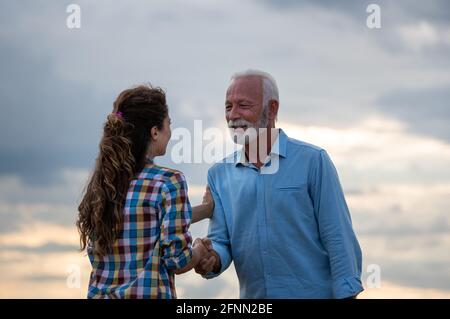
[191,203,212,223]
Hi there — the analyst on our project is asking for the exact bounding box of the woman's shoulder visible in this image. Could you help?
[138,163,186,185]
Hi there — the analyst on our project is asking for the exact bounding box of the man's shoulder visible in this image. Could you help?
[207,151,239,175]
[285,135,325,157]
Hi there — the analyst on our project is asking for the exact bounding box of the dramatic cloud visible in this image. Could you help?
[0,0,449,298]
[377,86,450,142]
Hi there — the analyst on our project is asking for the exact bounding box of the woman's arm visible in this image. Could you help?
[191,186,214,223]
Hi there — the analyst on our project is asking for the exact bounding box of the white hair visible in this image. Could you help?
[230,69,279,109]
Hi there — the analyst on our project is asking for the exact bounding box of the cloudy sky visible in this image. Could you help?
[0,0,449,298]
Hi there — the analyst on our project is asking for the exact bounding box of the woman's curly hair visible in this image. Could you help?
[77,85,168,256]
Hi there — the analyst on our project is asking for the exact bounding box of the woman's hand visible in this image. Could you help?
[173,238,210,275]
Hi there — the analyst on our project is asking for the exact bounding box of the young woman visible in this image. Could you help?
[77,85,214,299]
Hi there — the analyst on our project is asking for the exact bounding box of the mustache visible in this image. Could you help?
[228,119,255,128]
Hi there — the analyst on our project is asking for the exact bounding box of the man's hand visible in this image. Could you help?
[191,186,215,223]
[194,237,220,275]
[201,186,214,217]
[192,238,210,259]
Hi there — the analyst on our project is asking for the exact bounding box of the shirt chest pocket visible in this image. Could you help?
[270,183,315,223]
[274,184,306,191]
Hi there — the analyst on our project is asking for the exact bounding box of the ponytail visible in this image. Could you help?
[77,85,168,255]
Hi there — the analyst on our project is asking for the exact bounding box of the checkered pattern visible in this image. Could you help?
[87,161,193,299]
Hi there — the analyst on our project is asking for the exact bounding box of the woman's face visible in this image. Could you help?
[151,115,171,157]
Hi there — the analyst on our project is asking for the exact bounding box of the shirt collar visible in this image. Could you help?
[235,128,287,167]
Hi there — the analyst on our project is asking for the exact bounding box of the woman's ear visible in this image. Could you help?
[150,126,159,141]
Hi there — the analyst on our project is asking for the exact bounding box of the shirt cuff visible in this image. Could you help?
[162,246,193,270]
[202,241,231,279]
[333,276,364,299]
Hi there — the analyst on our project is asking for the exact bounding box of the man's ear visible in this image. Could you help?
[150,126,159,141]
[268,100,279,121]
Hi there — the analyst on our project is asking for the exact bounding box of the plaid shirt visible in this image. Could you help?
[87,161,193,299]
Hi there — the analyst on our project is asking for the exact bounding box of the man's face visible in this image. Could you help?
[225,76,265,131]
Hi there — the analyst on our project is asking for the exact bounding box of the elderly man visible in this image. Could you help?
[196,70,363,299]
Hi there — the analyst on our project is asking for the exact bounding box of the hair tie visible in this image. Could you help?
[114,111,123,118]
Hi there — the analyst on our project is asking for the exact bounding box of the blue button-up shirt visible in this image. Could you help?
[205,129,363,298]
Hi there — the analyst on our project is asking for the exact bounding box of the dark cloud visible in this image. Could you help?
[0,2,221,185]
[0,0,449,297]
[262,0,369,16]
[262,0,450,26]
[1,0,449,187]
[0,212,23,234]
[0,201,78,234]
[358,222,450,237]
[363,252,450,291]
[0,242,79,254]
[263,0,450,60]
[0,41,106,184]
[376,86,450,142]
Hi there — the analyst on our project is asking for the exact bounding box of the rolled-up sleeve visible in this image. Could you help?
[203,169,232,279]
[311,150,364,298]
[160,172,193,270]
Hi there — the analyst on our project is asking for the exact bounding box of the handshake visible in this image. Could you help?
[192,237,220,275]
